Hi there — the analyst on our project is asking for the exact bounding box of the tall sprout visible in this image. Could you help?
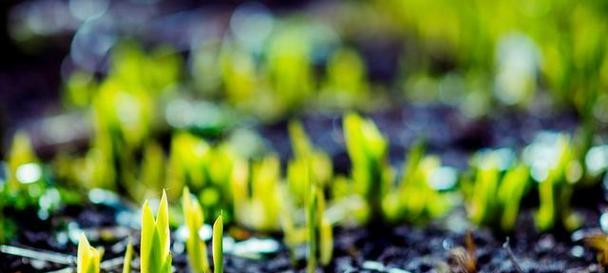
[383,142,453,224]
[343,113,393,223]
[213,214,224,273]
[182,187,211,273]
[464,149,530,231]
[532,134,582,231]
[307,183,333,273]
[77,234,101,273]
[288,120,333,205]
[232,155,282,231]
[140,191,172,273]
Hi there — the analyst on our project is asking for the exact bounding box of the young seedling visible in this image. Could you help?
[2,131,56,219]
[306,184,318,273]
[168,133,235,220]
[266,26,314,116]
[343,113,392,223]
[383,141,452,223]
[465,149,530,231]
[122,238,133,273]
[288,120,333,186]
[168,133,210,194]
[533,134,581,231]
[287,121,333,207]
[6,131,39,194]
[138,141,166,199]
[231,155,282,231]
[201,144,237,222]
[182,187,211,273]
[213,214,224,273]
[77,233,101,273]
[140,191,172,273]
[307,182,333,273]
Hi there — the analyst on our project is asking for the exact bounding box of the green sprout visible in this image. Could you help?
[3,131,49,212]
[140,191,172,273]
[266,24,314,117]
[62,41,182,193]
[167,133,209,197]
[287,120,333,205]
[306,184,318,273]
[533,134,582,231]
[219,42,259,113]
[122,238,133,273]
[232,155,282,231]
[93,76,154,150]
[343,113,393,223]
[136,141,166,200]
[307,183,333,273]
[200,144,236,222]
[77,234,101,273]
[464,149,530,231]
[321,48,370,108]
[289,121,333,185]
[6,131,40,195]
[282,154,333,270]
[382,141,453,224]
[182,187,211,273]
[279,201,304,266]
[212,214,224,273]
[110,41,182,96]
[168,133,234,220]
[63,70,97,108]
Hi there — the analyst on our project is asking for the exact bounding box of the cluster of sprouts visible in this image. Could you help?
[77,190,224,273]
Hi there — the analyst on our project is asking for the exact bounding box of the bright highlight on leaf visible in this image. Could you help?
[140,190,172,273]
[77,233,101,273]
[7,131,39,193]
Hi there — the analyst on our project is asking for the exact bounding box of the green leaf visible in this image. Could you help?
[343,113,391,221]
[140,201,154,273]
[213,214,224,273]
[77,233,101,273]
[7,131,39,194]
[498,163,529,231]
[157,191,170,255]
[289,120,313,158]
[140,191,172,273]
[306,184,318,273]
[319,217,333,266]
[122,238,133,273]
[182,187,211,273]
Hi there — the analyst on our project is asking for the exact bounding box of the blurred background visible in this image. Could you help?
[1,0,608,201]
[3,0,608,143]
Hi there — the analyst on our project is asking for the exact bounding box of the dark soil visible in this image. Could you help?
[1,204,604,273]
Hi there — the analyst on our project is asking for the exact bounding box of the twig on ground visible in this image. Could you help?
[502,237,524,273]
